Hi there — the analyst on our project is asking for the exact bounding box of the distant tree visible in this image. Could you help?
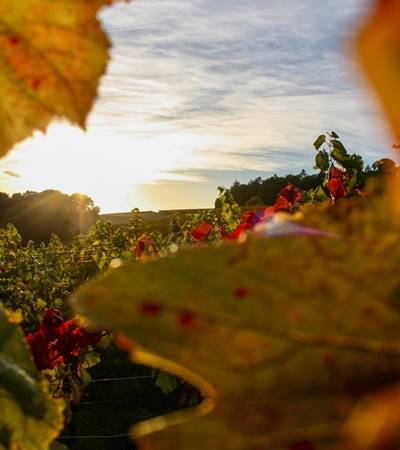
[246,196,264,206]
[0,192,11,217]
[219,170,323,207]
[0,190,100,243]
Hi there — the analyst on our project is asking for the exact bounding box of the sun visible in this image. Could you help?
[0,121,216,212]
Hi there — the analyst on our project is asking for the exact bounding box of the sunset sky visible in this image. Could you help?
[0,0,395,213]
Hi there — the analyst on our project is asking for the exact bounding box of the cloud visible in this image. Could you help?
[96,0,392,165]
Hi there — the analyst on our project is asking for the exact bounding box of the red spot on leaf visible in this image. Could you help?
[8,35,20,46]
[31,78,41,91]
[323,352,336,368]
[179,311,196,329]
[233,287,249,299]
[289,441,316,450]
[361,305,376,317]
[140,302,163,316]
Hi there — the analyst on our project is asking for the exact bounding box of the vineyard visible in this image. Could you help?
[1,130,398,448]
[1,0,400,449]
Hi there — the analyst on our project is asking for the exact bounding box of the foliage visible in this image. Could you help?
[26,308,102,401]
[0,305,64,449]
[245,195,264,207]
[308,132,365,203]
[0,0,399,448]
[0,132,398,448]
[221,171,323,207]
[0,190,99,243]
[0,0,126,157]
[72,191,400,450]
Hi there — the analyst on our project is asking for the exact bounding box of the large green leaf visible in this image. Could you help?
[0,0,125,158]
[72,196,400,450]
[0,306,64,450]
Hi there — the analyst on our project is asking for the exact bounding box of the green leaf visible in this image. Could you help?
[0,0,127,158]
[0,305,64,449]
[331,139,348,163]
[313,185,329,202]
[314,150,330,171]
[348,171,358,193]
[154,371,178,395]
[341,154,364,172]
[72,196,400,450]
[330,131,339,139]
[81,353,101,370]
[313,134,326,150]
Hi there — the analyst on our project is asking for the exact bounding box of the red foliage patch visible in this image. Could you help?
[26,308,101,371]
[134,235,158,257]
[191,222,213,241]
[327,168,348,200]
[274,183,302,213]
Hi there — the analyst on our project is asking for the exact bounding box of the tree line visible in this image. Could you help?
[0,190,99,243]
[217,161,396,207]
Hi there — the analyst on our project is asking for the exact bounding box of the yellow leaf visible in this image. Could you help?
[72,195,400,450]
[356,0,400,144]
[0,0,126,158]
[0,305,64,450]
[341,386,400,450]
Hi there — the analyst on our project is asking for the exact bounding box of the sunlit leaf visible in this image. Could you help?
[72,196,400,450]
[315,150,330,171]
[313,134,326,150]
[0,0,126,158]
[341,385,400,450]
[0,305,64,449]
[356,0,400,143]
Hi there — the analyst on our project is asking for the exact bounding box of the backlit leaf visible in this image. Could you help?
[356,0,400,143]
[313,134,326,150]
[0,305,64,449]
[72,195,400,450]
[0,0,125,158]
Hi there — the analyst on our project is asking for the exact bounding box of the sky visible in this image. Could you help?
[0,0,395,213]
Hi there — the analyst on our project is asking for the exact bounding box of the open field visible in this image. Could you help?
[100,208,214,226]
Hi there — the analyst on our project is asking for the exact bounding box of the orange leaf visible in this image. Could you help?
[0,0,129,158]
[356,0,400,144]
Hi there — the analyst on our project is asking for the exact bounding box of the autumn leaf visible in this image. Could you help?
[0,305,64,450]
[0,0,126,158]
[341,385,400,450]
[72,195,400,450]
[356,0,400,144]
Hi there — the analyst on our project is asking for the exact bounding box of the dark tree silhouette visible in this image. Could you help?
[0,190,99,243]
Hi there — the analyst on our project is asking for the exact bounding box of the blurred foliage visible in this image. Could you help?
[73,190,400,450]
[0,0,126,157]
[0,305,64,449]
[356,0,400,144]
[0,190,99,243]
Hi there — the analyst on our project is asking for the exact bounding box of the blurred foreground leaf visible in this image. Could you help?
[342,385,400,450]
[0,305,64,450]
[356,0,400,143]
[72,195,400,450]
[0,0,125,158]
